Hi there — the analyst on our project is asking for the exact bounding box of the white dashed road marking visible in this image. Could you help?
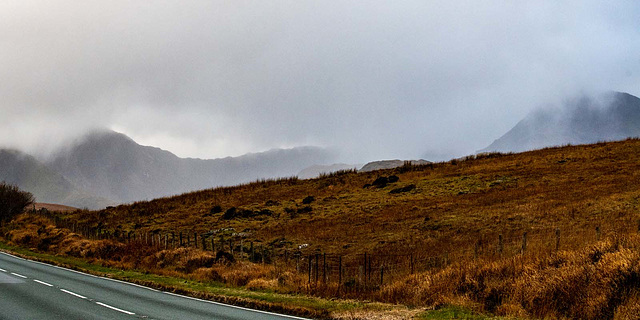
[11,272,27,278]
[33,279,53,287]
[0,268,6,272]
[60,289,87,299]
[95,302,135,315]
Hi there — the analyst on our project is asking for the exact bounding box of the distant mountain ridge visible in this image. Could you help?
[482,91,640,153]
[45,130,335,204]
[0,149,114,208]
[359,159,431,172]
[1,130,335,208]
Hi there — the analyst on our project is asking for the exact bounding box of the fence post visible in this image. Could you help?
[555,228,560,251]
[596,226,601,241]
[315,254,319,285]
[194,233,198,249]
[368,255,372,284]
[179,232,183,246]
[187,233,190,247]
[202,234,206,250]
[498,234,503,255]
[338,256,342,291]
[308,255,312,286]
[363,252,367,285]
[410,253,414,274]
[380,265,384,286]
[250,241,254,261]
[323,253,326,284]
[474,240,479,260]
[211,236,215,253]
[521,232,528,254]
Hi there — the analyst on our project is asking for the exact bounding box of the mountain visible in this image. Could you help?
[359,159,431,172]
[482,91,640,153]
[0,149,114,209]
[46,130,335,203]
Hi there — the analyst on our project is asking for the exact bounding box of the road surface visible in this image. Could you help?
[0,251,308,320]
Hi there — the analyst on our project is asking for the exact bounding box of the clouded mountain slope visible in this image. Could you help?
[47,130,335,203]
[0,149,113,209]
[482,92,640,153]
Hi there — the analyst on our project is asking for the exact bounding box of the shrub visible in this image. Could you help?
[389,184,416,194]
[372,176,389,188]
[0,182,34,223]
[302,196,315,204]
[210,205,223,215]
[297,206,312,214]
[223,207,237,220]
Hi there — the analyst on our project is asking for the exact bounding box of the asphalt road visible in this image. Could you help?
[0,251,308,320]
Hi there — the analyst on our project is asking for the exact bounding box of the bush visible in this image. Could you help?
[0,182,34,223]
[210,205,223,215]
[302,196,315,204]
[389,184,416,194]
[372,176,389,188]
[223,207,237,220]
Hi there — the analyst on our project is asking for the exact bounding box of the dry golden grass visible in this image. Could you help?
[380,235,640,319]
[6,139,640,318]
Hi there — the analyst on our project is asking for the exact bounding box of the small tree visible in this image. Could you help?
[0,182,34,223]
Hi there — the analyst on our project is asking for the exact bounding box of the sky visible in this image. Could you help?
[1,1,639,163]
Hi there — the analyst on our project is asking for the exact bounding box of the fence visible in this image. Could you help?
[32,208,640,295]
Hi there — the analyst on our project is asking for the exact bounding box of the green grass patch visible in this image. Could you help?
[415,305,500,319]
[0,241,406,318]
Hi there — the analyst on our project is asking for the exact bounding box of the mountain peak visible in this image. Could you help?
[482,91,640,153]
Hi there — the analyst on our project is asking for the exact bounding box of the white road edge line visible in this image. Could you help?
[0,251,159,292]
[0,268,6,272]
[0,251,308,320]
[163,291,309,320]
[33,279,53,287]
[11,272,27,278]
[95,302,135,315]
[60,289,87,299]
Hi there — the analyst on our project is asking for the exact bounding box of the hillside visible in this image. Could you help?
[482,91,640,152]
[61,138,640,257]
[0,149,114,209]
[45,130,335,203]
[11,139,640,319]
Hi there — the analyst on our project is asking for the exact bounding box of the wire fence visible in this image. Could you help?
[32,208,640,295]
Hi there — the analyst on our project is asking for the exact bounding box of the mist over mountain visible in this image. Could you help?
[46,130,335,203]
[482,92,640,153]
[0,149,113,209]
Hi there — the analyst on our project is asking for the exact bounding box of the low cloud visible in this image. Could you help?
[1,1,639,162]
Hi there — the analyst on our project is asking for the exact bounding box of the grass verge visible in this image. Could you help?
[0,240,495,319]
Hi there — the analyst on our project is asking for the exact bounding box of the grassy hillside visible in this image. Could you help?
[63,138,640,255]
[7,139,640,318]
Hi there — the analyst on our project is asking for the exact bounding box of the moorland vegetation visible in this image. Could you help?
[4,139,640,318]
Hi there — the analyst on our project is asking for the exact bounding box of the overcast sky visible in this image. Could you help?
[1,1,639,162]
